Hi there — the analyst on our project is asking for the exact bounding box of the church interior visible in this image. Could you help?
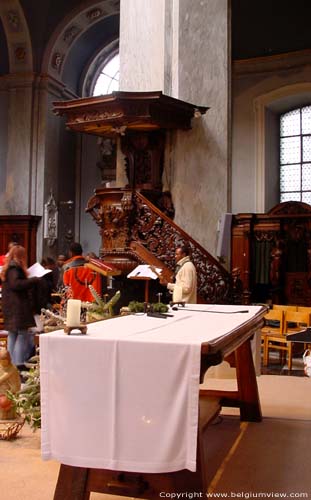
[0,0,311,498]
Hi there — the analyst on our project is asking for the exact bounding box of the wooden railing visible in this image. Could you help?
[130,191,233,304]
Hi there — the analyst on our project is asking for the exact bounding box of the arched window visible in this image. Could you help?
[280,105,311,203]
[93,53,119,96]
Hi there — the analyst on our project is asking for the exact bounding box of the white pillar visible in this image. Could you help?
[119,0,231,255]
[119,0,165,91]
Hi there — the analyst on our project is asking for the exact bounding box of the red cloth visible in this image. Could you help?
[0,255,6,266]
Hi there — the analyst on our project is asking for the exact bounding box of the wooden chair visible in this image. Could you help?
[296,306,311,314]
[272,304,297,312]
[261,309,284,360]
[264,310,310,370]
[288,307,311,350]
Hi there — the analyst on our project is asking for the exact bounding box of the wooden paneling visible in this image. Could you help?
[231,201,311,305]
[0,215,40,265]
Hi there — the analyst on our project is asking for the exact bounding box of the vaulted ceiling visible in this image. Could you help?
[0,0,310,79]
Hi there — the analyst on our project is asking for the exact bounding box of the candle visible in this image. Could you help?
[66,299,81,327]
[173,285,183,303]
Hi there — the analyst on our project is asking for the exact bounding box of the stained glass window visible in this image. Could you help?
[93,54,119,96]
[280,106,311,202]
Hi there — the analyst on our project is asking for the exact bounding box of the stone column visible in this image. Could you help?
[119,0,165,91]
[173,0,231,255]
[0,71,79,258]
[119,0,231,255]
[0,74,35,215]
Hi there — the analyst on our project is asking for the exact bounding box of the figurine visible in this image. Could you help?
[0,349,21,420]
[270,240,283,287]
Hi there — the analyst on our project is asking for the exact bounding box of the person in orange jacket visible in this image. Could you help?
[62,242,101,302]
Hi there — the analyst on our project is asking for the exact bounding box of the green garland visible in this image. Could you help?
[7,353,41,431]
[128,301,169,313]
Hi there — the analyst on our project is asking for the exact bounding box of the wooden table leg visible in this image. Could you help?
[52,395,222,499]
[235,338,262,422]
[53,464,90,500]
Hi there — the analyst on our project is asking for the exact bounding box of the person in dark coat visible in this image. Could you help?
[1,245,39,368]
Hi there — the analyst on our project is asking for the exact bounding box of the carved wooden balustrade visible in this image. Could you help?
[131,191,233,303]
[87,188,235,303]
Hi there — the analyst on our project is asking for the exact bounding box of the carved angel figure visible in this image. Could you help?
[0,349,21,420]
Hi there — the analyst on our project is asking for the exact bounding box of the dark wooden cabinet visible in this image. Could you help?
[231,201,311,305]
[0,215,40,265]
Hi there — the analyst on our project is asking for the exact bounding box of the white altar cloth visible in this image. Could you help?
[40,304,262,473]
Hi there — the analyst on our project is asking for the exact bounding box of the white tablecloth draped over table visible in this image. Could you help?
[40,304,262,473]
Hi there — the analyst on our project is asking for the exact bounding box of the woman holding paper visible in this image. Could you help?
[1,245,39,368]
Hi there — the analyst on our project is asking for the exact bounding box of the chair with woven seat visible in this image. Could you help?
[264,310,310,370]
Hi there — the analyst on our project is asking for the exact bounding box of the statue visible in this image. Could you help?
[0,349,21,420]
[270,240,283,287]
[231,267,243,304]
[97,137,117,184]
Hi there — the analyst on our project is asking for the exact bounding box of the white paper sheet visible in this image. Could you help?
[28,262,52,278]
[127,264,162,279]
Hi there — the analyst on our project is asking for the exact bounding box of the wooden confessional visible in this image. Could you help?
[231,201,311,305]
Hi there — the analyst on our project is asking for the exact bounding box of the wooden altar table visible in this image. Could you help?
[39,304,265,499]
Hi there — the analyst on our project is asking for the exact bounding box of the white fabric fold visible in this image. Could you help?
[40,305,262,472]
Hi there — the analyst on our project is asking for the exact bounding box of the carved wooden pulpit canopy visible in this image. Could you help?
[53,90,208,136]
[53,91,208,191]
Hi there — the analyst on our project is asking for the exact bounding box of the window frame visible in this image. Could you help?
[80,39,119,97]
[92,53,120,96]
[254,83,311,212]
[279,105,311,203]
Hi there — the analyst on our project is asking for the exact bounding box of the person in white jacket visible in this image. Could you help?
[160,244,197,303]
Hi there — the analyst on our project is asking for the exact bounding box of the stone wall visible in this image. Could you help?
[232,51,311,214]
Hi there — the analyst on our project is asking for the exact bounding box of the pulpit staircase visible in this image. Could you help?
[87,188,239,304]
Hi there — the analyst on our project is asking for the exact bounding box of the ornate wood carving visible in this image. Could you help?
[121,130,165,190]
[131,192,232,303]
[53,91,208,137]
[86,189,133,252]
[268,200,311,216]
[86,188,233,304]
[232,201,311,305]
